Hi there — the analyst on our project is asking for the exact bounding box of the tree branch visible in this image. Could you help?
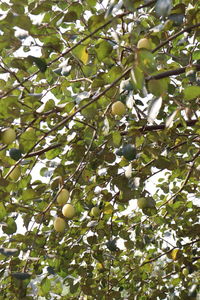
[152,23,200,53]
[25,143,62,158]
[146,64,200,81]
[121,119,198,134]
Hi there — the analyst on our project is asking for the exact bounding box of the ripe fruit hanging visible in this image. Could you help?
[62,204,75,219]
[57,188,70,206]
[53,217,66,232]
[111,101,126,116]
[137,38,152,50]
[1,128,16,145]
[9,166,21,181]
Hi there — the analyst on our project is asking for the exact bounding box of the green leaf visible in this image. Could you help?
[0,202,7,221]
[88,13,105,31]
[2,218,17,235]
[131,66,144,91]
[193,50,200,60]
[137,49,156,73]
[148,78,168,97]
[96,40,113,60]
[40,277,51,295]
[27,55,47,72]
[183,86,200,100]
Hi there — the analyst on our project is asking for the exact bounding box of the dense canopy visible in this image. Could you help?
[0,0,200,299]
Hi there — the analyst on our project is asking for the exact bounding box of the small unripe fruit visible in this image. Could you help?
[137,38,152,50]
[91,207,100,217]
[182,267,189,276]
[62,204,75,219]
[122,144,137,161]
[137,197,155,209]
[1,128,16,145]
[53,217,66,232]
[57,189,70,206]
[111,101,126,116]
[9,166,21,181]
[9,148,22,161]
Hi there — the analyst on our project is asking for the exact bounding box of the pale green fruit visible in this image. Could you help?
[57,189,70,206]
[137,197,155,209]
[9,166,21,181]
[62,204,75,219]
[137,38,152,50]
[91,207,100,217]
[111,101,126,116]
[182,267,189,276]
[1,128,16,145]
[53,217,66,232]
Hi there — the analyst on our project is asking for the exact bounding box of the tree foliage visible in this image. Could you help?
[0,0,200,299]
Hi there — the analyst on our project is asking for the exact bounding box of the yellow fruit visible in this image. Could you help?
[57,189,70,206]
[62,204,75,219]
[53,217,66,232]
[9,166,21,181]
[137,38,152,50]
[1,128,16,145]
[111,101,126,116]
[91,207,100,217]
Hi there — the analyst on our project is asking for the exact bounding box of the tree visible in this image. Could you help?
[0,0,200,299]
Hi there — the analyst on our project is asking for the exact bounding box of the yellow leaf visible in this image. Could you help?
[171,249,181,261]
[80,46,88,65]
[104,203,114,215]
[73,45,89,65]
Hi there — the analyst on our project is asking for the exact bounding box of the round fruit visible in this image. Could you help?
[9,166,21,181]
[111,101,126,116]
[53,217,66,232]
[1,128,16,145]
[182,267,189,276]
[9,148,22,161]
[137,38,152,50]
[137,197,155,209]
[122,144,137,161]
[91,207,100,217]
[57,188,70,206]
[62,204,75,219]
[116,148,123,156]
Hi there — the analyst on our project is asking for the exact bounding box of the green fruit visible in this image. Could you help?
[53,217,66,232]
[1,128,16,145]
[122,144,137,161]
[62,204,75,219]
[9,148,22,161]
[137,38,152,50]
[111,101,126,116]
[182,267,189,276]
[137,197,155,209]
[116,149,123,156]
[57,188,70,206]
[91,207,100,217]
[9,166,21,181]
[106,239,118,252]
